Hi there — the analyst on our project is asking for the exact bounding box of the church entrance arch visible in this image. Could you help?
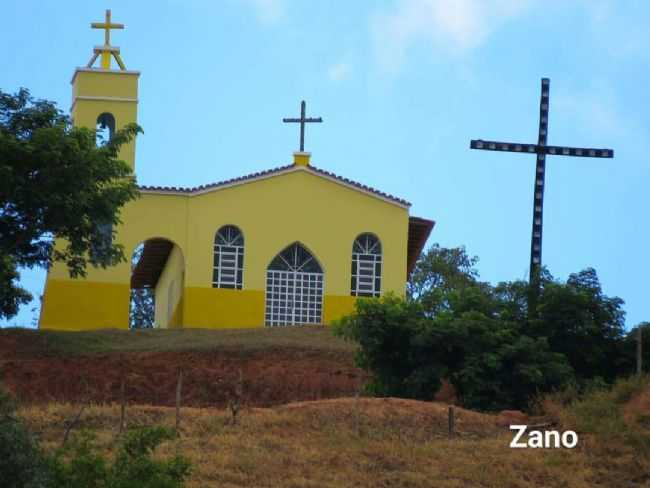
[130,238,184,328]
[265,243,324,326]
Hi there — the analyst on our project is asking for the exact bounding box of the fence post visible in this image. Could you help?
[638,326,643,376]
[119,375,126,434]
[448,406,455,439]
[175,368,183,436]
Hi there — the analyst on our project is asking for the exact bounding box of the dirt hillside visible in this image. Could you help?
[0,327,364,407]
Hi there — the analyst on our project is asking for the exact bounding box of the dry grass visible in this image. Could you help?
[540,375,650,487]
[1,325,355,357]
[20,398,601,488]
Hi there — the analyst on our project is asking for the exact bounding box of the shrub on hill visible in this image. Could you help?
[0,386,49,487]
[0,385,191,487]
[336,244,636,411]
[47,427,191,488]
[334,294,572,410]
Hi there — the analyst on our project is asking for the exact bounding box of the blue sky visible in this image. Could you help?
[2,0,649,328]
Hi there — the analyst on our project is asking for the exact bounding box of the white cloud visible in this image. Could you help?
[553,84,638,145]
[328,62,352,82]
[246,0,286,24]
[371,0,531,71]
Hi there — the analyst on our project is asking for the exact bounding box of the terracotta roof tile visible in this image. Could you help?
[139,163,410,206]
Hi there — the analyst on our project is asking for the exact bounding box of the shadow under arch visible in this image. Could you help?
[130,237,185,329]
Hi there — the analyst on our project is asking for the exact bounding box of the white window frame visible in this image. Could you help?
[351,233,382,298]
[213,225,244,289]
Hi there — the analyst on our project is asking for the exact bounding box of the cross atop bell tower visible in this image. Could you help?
[87,9,127,70]
[71,10,140,169]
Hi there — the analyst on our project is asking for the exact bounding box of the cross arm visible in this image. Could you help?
[543,145,613,158]
[470,139,614,158]
[470,140,538,153]
[282,117,323,123]
[91,22,124,29]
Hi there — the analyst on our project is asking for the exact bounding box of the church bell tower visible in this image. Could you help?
[71,9,139,169]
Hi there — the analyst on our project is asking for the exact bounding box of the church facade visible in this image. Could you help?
[39,11,434,330]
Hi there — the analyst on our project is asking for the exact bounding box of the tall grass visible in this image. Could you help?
[542,375,650,487]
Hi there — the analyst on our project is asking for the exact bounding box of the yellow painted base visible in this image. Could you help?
[39,279,130,330]
[40,280,357,330]
[323,295,357,323]
[182,287,265,328]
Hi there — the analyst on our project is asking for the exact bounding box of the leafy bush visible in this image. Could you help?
[0,385,190,487]
[336,245,637,411]
[47,426,191,488]
[0,386,49,488]
[334,294,573,410]
[334,294,438,399]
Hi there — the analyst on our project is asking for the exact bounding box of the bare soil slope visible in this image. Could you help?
[0,327,364,407]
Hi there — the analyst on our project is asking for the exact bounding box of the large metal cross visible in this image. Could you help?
[470,78,614,285]
[283,100,322,152]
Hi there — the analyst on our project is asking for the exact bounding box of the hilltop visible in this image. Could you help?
[2,327,649,487]
[0,326,362,407]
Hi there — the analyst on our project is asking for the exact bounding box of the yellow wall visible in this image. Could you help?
[39,279,130,330]
[41,166,409,330]
[154,245,185,328]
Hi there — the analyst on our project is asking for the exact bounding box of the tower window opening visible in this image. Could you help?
[96,112,116,146]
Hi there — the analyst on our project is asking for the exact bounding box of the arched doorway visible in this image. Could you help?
[130,238,184,329]
[129,242,155,328]
[265,243,324,326]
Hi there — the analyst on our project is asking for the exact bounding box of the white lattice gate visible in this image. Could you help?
[265,243,324,326]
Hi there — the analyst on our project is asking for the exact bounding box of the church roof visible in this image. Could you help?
[139,163,411,207]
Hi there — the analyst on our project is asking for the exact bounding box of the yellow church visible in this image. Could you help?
[39,11,434,331]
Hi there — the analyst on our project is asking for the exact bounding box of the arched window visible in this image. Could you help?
[268,243,323,273]
[96,112,115,146]
[213,225,244,289]
[351,233,382,297]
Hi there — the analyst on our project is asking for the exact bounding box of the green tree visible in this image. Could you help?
[407,243,479,315]
[0,88,141,319]
[130,244,155,328]
[335,293,573,410]
[130,289,155,328]
[337,244,631,410]
[530,268,627,383]
[334,294,439,399]
[619,322,650,375]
